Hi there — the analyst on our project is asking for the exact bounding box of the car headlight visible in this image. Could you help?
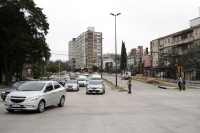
[5,96,10,101]
[26,96,39,102]
[1,91,5,94]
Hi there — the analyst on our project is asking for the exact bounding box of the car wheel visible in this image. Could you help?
[3,99,5,101]
[58,96,65,107]
[37,100,45,113]
[86,92,89,95]
[104,90,105,93]
[7,109,14,112]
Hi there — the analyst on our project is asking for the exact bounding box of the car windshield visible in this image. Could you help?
[89,81,102,85]
[18,83,45,91]
[55,78,65,81]
[66,81,77,84]
[91,78,101,80]
[78,78,85,81]
[13,82,25,88]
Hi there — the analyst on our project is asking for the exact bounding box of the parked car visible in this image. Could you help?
[65,80,79,91]
[86,80,105,94]
[4,81,66,113]
[1,81,28,101]
[54,77,67,87]
[78,77,87,87]
[84,72,89,77]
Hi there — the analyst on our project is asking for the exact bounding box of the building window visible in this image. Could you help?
[196,30,198,35]
[178,47,181,51]
[165,39,167,43]
[168,38,170,43]
[156,42,157,46]
[153,43,154,47]
[178,36,181,41]
[154,61,155,65]
[156,60,158,64]
[189,33,193,37]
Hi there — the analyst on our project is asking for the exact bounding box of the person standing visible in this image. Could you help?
[178,78,182,91]
[182,78,186,91]
[127,77,132,94]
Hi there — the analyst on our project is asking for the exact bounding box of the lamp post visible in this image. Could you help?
[110,13,121,87]
[100,38,104,78]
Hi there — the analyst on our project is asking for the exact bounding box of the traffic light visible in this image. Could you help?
[145,47,148,55]
[178,67,180,73]
[181,66,184,73]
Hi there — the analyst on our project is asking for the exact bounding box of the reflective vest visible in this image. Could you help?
[128,79,132,85]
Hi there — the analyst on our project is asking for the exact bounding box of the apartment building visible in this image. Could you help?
[150,17,200,80]
[68,38,76,60]
[71,27,102,70]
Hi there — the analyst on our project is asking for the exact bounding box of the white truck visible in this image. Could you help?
[122,71,131,79]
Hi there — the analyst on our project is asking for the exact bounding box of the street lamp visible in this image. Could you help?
[110,13,121,87]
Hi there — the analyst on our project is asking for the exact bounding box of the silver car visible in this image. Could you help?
[4,81,66,113]
[86,80,105,94]
[65,80,79,91]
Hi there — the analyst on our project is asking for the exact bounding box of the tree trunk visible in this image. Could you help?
[4,60,14,86]
[0,65,2,84]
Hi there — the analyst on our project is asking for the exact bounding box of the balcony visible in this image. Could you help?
[171,37,194,46]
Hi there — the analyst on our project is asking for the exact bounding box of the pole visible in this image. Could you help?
[115,15,117,87]
[178,55,181,79]
[59,61,60,77]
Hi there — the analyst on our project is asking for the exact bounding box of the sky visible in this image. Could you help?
[34,0,200,61]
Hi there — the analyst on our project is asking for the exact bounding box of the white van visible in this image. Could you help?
[78,76,87,87]
[91,74,101,81]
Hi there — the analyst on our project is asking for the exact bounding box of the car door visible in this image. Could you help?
[44,83,55,106]
[53,82,62,104]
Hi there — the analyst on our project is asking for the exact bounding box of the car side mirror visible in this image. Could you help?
[44,90,47,92]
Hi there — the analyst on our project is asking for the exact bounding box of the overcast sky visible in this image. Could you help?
[34,0,200,61]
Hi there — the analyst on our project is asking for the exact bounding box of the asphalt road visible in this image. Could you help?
[0,75,200,133]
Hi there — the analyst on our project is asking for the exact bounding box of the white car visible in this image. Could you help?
[83,72,89,77]
[65,80,79,91]
[78,77,87,87]
[4,81,66,113]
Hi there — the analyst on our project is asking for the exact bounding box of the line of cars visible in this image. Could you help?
[1,72,105,113]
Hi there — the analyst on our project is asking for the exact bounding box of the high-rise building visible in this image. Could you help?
[70,27,102,69]
[68,38,76,60]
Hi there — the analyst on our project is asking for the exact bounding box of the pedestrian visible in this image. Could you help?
[178,78,182,91]
[127,77,132,94]
[182,78,186,91]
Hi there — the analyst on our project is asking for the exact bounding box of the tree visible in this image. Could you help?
[47,65,62,78]
[120,41,127,71]
[105,62,113,72]
[0,0,50,85]
[92,65,98,72]
[158,48,179,79]
[181,41,200,71]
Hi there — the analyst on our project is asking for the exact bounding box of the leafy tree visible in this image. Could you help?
[92,65,98,72]
[0,0,50,85]
[120,41,127,71]
[47,65,62,78]
[105,62,113,72]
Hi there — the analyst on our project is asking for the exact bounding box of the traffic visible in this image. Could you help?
[1,72,105,113]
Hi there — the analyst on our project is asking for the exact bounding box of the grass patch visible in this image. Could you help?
[40,78,53,81]
[53,74,64,77]
[192,82,200,84]
[102,78,124,90]
[165,80,170,82]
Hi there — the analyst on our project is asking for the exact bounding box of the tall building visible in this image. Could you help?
[150,17,200,80]
[68,38,76,60]
[70,27,102,70]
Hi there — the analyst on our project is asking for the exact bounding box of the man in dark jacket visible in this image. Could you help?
[178,78,182,91]
[182,78,186,90]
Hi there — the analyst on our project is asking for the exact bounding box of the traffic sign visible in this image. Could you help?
[147,70,150,73]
